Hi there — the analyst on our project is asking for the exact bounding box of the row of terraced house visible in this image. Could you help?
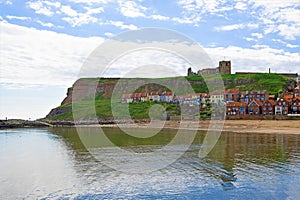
[122,87,300,115]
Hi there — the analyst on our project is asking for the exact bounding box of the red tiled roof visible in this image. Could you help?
[238,102,248,107]
[225,88,239,94]
[294,96,300,101]
[226,102,239,107]
[284,95,293,102]
[264,99,276,106]
[150,92,161,96]
[210,90,225,95]
[165,92,173,96]
[226,101,247,107]
[122,94,133,99]
[249,100,263,107]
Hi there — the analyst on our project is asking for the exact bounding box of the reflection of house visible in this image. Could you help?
[226,102,248,116]
[149,92,161,102]
[275,98,289,115]
[248,100,263,115]
[291,97,300,114]
[262,99,276,115]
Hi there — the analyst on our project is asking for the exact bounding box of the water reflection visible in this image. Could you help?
[1,127,300,199]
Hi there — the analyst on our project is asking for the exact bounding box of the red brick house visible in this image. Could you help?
[262,99,276,115]
[225,88,240,102]
[275,98,290,115]
[291,97,300,114]
[293,88,300,97]
[240,90,268,104]
[248,100,263,115]
[226,102,248,116]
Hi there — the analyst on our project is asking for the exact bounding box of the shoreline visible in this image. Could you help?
[95,120,300,134]
[1,119,299,134]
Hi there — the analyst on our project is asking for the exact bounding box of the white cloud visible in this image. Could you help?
[26,1,54,16]
[104,32,114,37]
[0,21,104,87]
[176,0,234,25]
[149,15,169,21]
[62,13,98,27]
[84,6,104,15]
[0,0,12,5]
[205,45,300,74]
[243,37,257,42]
[235,2,247,10]
[43,1,61,8]
[249,0,300,40]
[251,32,263,39]
[36,20,54,27]
[286,43,299,48]
[215,24,245,31]
[109,20,138,30]
[278,24,300,40]
[215,23,259,31]
[61,5,78,17]
[6,15,31,21]
[68,0,113,4]
[118,1,146,18]
[172,17,197,24]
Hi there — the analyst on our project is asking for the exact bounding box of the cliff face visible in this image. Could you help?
[60,79,118,105]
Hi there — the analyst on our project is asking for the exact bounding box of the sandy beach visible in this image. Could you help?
[99,120,300,134]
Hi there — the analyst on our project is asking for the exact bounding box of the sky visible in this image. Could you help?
[0,0,300,119]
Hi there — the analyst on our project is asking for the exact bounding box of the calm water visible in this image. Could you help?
[1,127,300,199]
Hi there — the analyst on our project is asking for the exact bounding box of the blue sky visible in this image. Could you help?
[0,0,300,119]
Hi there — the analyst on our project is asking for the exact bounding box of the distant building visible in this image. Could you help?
[187,60,232,76]
[226,102,248,116]
[225,88,240,102]
[275,98,289,115]
[240,90,268,104]
[262,99,276,115]
[248,100,263,115]
[210,90,225,104]
[291,97,300,114]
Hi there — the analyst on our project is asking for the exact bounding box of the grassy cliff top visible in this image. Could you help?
[76,73,291,95]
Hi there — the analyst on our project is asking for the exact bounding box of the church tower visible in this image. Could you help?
[219,60,231,74]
